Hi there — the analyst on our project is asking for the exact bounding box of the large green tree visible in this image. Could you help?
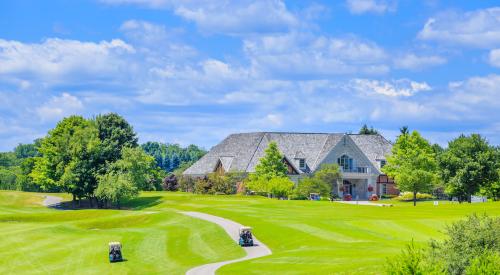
[112,147,163,191]
[31,116,91,196]
[253,141,287,180]
[439,134,498,203]
[382,130,439,206]
[95,113,138,164]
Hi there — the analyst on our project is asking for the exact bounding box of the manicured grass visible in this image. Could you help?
[1,191,499,274]
[0,191,244,275]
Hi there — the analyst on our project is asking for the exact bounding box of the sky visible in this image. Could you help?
[1,0,500,151]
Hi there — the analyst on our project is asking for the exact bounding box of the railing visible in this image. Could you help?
[341,167,370,173]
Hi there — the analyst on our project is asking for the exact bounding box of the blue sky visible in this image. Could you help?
[1,0,500,151]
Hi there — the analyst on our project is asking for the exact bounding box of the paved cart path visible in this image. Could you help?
[182,211,272,275]
[42,195,63,208]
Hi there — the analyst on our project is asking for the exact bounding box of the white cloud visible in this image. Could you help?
[102,0,298,35]
[244,33,389,77]
[36,93,84,121]
[489,49,500,67]
[394,53,447,70]
[350,79,431,97]
[0,38,135,82]
[418,8,500,48]
[346,0,396,15]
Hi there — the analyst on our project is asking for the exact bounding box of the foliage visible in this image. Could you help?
[395,192,434,201]
[268,177,294,198]
[294,164,341,199]
[253,142,287,180]
[387,214,500,275]
[178,175,195,192]
[439,134,498,203]
[359,124,379,135]
[192,172,243,194]
[14,142,40,159]
[295,177,330,199]
[382,130,439,206]
[95,113,138,163]
[95,172,139,208]
[385,240,445,275]
[162,174,178,191]
[431,214,500,274]
[141,142,206,173]
[112,147,163,191]
[465,251,500,275]
[0,168,17,190]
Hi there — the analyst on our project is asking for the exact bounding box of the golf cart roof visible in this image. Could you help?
[239,226,252,232]
[109,242,121,248]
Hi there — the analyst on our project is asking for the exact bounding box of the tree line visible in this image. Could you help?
[0,113,206,208]
[382,127,500,205]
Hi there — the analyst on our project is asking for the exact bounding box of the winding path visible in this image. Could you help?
[42,195,62,208]
[181,211,272,275]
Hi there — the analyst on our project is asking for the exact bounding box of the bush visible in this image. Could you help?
[369,194,379,201]
[466,251,500,275]
[268,177,294,199]
[178,176,195,192]
[343,194,352,201]
[386,214,500,275]
[295,177,330,199]
[162,174,178,191]
[395,192,434,201]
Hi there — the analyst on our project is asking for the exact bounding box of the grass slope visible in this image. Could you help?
[0,191,244,275]
[1,191,499,274]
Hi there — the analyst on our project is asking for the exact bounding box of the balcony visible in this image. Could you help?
[341,166,370,174]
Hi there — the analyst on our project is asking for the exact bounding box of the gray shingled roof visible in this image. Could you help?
[183,132,392,176]
[349,134,393,173]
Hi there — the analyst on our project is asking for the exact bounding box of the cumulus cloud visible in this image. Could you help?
[244,33,389,77]
[394,53,447,70]
[489,49,500,67]
[36,93,84,121]
[418,8,500,48]
[346,0,397,14]
[0,38,135,82]
[350,79,431,97]
[103,0,298,35]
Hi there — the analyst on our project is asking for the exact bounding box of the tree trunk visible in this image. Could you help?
[72,194,76,209]
[468,193,472,203]
[89,196,93,208]
[117,200,120,210]
[413,191,417,206]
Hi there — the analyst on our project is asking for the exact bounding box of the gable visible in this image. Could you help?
[316,135,377,173]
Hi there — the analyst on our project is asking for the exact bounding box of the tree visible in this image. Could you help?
[95,113,138,164]
[439,134,498,203]
[112,147,162,191]
[162,174,178,191]
[31,116,93,199]
[382,130,439,206]
[14,142,39,159]
[359,124,379,135]
[95,172,138,209]
[253,142,287,180]
[268,177,294,198]
[295,164,341,199]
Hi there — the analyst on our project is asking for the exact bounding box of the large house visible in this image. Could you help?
[183,132,398,199]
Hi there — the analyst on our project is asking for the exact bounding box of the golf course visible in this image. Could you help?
[0,191,498,274]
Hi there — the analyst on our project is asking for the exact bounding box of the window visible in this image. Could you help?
[337,154,352,171]
[299,158,306,169]
[382,184,387,195]
[380,160,386,168]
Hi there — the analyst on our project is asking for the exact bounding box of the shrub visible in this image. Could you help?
[343,194,352,201]
[395,192,434,201]
[268,177,294,199]
[369,194,379,201]
[178,176,195,192]
[466,251,500,275]
[386,215,500,275]
[162,174,178,191]
[295,177,330,199]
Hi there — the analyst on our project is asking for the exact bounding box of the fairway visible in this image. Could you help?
[1,191,499,274]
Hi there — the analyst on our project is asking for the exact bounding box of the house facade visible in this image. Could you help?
[183,132,398,199]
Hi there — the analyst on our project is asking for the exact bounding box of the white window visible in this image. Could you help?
[382,184,387,195]
[299,158,306,169]
[380,160,386,168]
[337,154,352,171]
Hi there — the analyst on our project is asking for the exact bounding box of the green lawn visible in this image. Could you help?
[1,191,499,274]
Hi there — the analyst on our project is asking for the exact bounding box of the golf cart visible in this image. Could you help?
[109,242,123,262]
[238,227,254,247]
[309,193,320,201]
